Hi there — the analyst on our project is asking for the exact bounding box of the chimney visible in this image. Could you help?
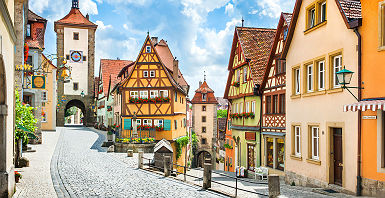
[173,58,179,82]
[199,81,202,87]
[151,37,158,45]
[86,13,89,20]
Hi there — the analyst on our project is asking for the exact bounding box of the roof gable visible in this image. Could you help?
[191,81,218,104]
[99,59,133,96]
[55,8,97,29]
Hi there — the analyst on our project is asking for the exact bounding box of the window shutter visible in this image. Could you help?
[164,120,171,131]
[123,119,132,130]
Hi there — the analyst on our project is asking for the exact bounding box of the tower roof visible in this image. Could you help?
[191,81,217,104]
[54,4,97,29]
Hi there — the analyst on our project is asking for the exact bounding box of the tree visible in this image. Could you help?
[217,109,228,118]
[65,106,78,117]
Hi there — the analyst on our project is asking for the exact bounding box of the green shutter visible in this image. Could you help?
[164,120,171,131]
[124,119,132,130]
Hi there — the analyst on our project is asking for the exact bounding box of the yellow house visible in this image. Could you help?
[283,0,361,193]
[120,35,189,165]
[41,54,57,131]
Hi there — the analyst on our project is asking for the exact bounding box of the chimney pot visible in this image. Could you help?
[151,37,158,45]
[173,59,179,82]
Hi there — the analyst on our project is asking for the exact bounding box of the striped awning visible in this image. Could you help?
[344,100,385,112]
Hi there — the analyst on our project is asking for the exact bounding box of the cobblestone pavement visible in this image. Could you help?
[14,131,60,198]
[52,127,226,198]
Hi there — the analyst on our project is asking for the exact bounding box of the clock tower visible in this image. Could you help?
[54,0,98,126]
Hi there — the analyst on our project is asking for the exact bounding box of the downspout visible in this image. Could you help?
[259,86,263,167]
[353,27,362,196]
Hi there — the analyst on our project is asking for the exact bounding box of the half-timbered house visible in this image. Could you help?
[120,35,189,165]
[224,27,276,175]
[260,13,292,174]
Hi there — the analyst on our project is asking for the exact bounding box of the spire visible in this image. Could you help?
[72,0,79,9]
[241,17,244,27]
[204,71,206,82]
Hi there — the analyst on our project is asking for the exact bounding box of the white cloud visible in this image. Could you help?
[103,0,152,6]
[29,0,50,14]
[81,0,99,15]
[225,3,234,15]
[250,0,295,18]
[95,21,112,30]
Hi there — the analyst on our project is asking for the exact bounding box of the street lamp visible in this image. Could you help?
[336,66,362,101]
[81,90,85,98]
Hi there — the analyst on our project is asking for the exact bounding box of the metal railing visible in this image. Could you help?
[120,128,156,140]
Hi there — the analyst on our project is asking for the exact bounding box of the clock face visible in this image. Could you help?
[70,51,83,63]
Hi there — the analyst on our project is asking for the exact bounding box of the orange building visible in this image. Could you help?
[344,1,385,196]
[224,112,235,172]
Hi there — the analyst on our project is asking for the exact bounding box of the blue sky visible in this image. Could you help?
[31,0,295,97]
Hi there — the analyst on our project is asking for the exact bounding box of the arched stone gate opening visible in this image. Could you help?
[197,150,212,168]
[64,99,86,126]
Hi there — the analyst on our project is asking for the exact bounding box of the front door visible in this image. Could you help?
[247,144,255,171]
[333,128,343,186]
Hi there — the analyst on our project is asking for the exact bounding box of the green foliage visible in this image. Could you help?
[15,90,37,145]
[65,106,78,117]
[217,109,228,118]
[175,132,199,160]
[224,143,233,149]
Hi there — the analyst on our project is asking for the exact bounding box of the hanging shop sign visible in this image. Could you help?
[32,75,46,89]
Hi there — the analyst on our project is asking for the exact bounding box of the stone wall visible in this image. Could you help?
[114,143,155,153]
[285,170,329,188]
[361,177,385,197]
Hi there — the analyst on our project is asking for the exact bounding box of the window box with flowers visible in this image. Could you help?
[137,125,155,130]
[116,137,155,144]
[129,97,170,104]
[230,113,243,119]
[155,126,164,131]
[242,112,255,119]
[231,81,240,87]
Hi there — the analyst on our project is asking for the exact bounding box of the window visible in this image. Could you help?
[83,56,87,61]
[143,119,152,126]
[237,70,240,82]
[202,127,206,133]
[333,55,342,88]
[202,116,206,122]
[307,64,314,92]
[146,46,151,53]
[73,32,79,40]
[308,7,316,28]
[319,1,326,23]
[202,93,207,101]
[143,71,149,78]
[251,101,256,114]
[66,55,70,60]
[294,68,300,95]
[175,91,178,102]
[136,119,141,126]
[240,102,243,113]
[26,56,33,66]
[73,82,79,90]
[243,67,247,83]
[130,91,138,98]
[318,61,325,90]
[277,59,286,74]
[150,90,158,98]
[266,96,272,114]
[160,90,168,98]
[150,70,155,77]
[202,106,206,111]
[236,103,239,113]
[273,95,278,114]
[42,91,47,102]
[140,91,148,98]
[381,2,385,48]
[283,28,288,40]
[183,118,186,127]
[311,126,320,160]
[246,102,250,113]
[26,24,31,37]
[42,112,47,122]
[202,138,207,144]
[174,120,177,129]
[279,94,285,114]
[294,126,301,156]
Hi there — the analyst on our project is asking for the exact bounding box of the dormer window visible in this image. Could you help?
[146,46,151,53]
[202,93,207,101]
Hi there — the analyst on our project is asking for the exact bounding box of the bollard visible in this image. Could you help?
[203,162,212,189]
[127,150,133,157]
[138,151,143,169]
[268,174,280,198]
[164,156,171,177]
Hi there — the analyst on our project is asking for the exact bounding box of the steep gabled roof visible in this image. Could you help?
[282,13,293,27]
[282,0,362,58]
[28,10,47,22]
[236,27,276,85]
[99,59,133,96]
[191,81,218,104]
[54,8,97,29]
[26,10,47,49]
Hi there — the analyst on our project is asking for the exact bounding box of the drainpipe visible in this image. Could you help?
[259,86,263,167]
[353,27,362,196]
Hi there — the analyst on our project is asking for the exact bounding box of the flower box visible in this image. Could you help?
[230,113,243,119]
[242,112,255,118]
[116,137,155,144]
[231,82,240,87]
[129,97,170,104]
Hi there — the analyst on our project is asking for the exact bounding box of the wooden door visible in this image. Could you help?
[247,144,255,171]
[333,128,343,186]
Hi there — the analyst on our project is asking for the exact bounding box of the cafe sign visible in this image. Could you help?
[32,75,46,89]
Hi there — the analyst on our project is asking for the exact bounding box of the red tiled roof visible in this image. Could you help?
[55,8,97,28]
[337,0,362,20]
[26,10,47,49]
[155,39,189,87]
[236,27,276,85]
[94,77,100,96]
[28,10,47,22]
[191,81,218,104]
[100,59,133,96]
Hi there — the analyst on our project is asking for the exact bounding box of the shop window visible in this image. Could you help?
[266,138,274,168]
[277,138,285,171]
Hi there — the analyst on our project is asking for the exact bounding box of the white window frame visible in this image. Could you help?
[251,101,256,113]
[311,127,320,160]
[143,119,152,126]
[320,1,326,23]
[150,90,158,98]
[42,91,47,102]
[146,46,151,53]
[143,71,149,78]
[237,70,240,82]
[333,55,342,88]
[243,67,247,83]
[136,119,141,126]
[318,61,325,90]
[154,119,163,127]
[240,103,243,113]
[246,102,250,112]
[294,126,301,156]
[130,91,138,98]
[310,8,316,28]
[295,68,300,95]
[140,91,148,99]
[150,70,155,77]
[236,103,239,114]
[307,64,314,92]
[159,90,168,98]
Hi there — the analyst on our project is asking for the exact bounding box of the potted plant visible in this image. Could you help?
[15,171,21,183]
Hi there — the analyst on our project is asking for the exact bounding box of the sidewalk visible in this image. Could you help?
[13,130,61,198]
